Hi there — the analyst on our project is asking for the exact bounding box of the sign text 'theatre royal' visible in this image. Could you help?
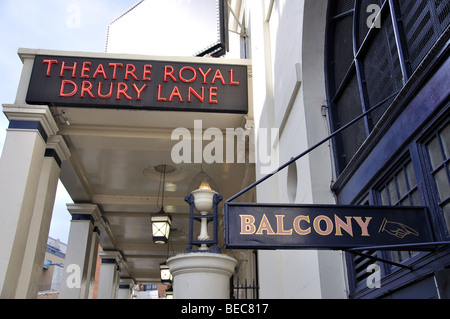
[26,54,248,113]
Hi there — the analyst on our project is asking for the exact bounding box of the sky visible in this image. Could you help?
[0,0,145,243]
[106,0,219,56]
[0,0,222,244]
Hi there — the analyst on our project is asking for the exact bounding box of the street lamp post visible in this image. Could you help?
[166,168,237,299]
[185,170,222,253]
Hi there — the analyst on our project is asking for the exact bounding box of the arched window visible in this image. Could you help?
[326,0,450,174]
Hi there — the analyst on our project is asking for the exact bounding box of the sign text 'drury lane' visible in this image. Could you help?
[26,55,248,113]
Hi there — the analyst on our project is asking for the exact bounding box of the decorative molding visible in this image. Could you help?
[3,104,59,138]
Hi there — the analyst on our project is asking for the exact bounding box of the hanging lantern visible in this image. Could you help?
[160,262,173,285]
[165,288,174,299]
[150,164,172,244]
[152,209,172,244]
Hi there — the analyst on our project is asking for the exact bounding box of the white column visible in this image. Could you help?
[167,253,237,299]
[59,204,102,299]
[15,136,70,298]
[97,251,122,299]
[0,104,58,298]
[118,278,135,299]
[86,229,100,299]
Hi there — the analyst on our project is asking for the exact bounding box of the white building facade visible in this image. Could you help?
[245,0,348,298]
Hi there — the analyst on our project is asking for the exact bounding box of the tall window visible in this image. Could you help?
[326,0,450,174]
[348,118,450,293]
[328,1,450,297]
[377,159,420,264]
[378,161,420,208]
[424,122,450,234]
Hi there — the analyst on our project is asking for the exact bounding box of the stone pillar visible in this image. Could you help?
[118,278,135,299]
[86,230,100,299]
[15,135,70,298]
[0,104,58,298]
[167,253,237,299]
[97,251,122,299]
[59,204,102,299]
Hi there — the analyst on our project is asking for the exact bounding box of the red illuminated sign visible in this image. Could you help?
[26,55,248,113]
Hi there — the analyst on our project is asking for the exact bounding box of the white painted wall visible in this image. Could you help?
[249,0,347,299]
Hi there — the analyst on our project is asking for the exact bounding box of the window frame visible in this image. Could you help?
[326,0,450,299]
[373,155,422,267]
[417,116,450,239]
[325,0,449,174]
[345,107,450,298]
[326,0,407,173]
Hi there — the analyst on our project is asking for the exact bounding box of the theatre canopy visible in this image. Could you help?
[15,48,253,283]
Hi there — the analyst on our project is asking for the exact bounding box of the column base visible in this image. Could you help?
[167,253,237,299]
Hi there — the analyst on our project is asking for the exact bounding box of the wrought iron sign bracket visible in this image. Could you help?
[225,91,450,255]
[345,241,450,271]
[226,90,401,204]
[345,250,413,271]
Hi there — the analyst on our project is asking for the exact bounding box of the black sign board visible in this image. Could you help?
[26,55,248,114]
[225,203,434,250]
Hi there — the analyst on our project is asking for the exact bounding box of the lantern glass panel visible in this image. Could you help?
[151,214,172,244]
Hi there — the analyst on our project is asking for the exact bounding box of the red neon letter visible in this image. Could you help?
[80,62,91,78]
[198,67,212,83]
[59,80,78,97]
[108,63,123,80]
[116,82,132,100]
[97,82,114,99]
[164,65,178,82]
[81,81,95,98]
[211,69,226,85]
[169,86,183,102]
[43,59,58,76]
[143,64,152,81]
[188,87,204,103]
[125,64,139,81]
[208,87,218,104]
[60,61,78,78]
[229,69,240,85]
[93,64,108,79]
[179,66,197,83]
[132,83,148,100]
[157,85,167,101]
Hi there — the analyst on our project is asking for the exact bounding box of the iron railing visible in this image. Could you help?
[230,277,259,299]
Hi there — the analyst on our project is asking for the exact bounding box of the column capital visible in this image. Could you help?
[47,135,71,162]
[3,104,59,138]
[119,278,135,287]
[98,250,122,299]
[100,250,122,264]
[67,203,102,225]
[67,203,116,247]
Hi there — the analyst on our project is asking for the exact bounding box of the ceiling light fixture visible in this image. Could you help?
[151,164,172,244]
